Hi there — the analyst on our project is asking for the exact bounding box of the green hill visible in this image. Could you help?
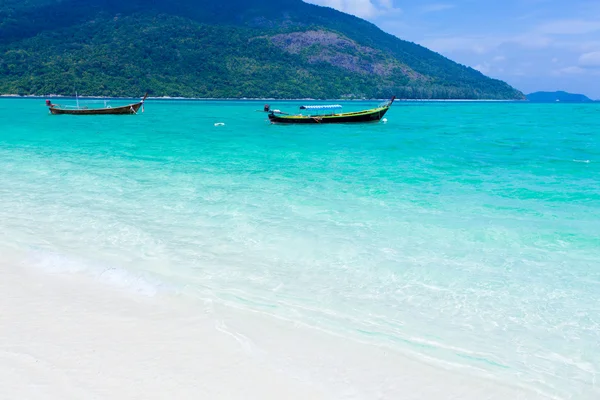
[526,91,593,103]
[0,0,524,99]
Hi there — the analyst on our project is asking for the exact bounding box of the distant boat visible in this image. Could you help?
[265,97,395,124]
[46,93,148,115]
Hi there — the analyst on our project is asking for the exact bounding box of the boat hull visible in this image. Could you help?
[49,102,143,115]
[268,106,390,124]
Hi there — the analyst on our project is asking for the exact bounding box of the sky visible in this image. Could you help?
[304,0,600,99]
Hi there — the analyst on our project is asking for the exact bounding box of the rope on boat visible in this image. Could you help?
[312,116,322,123]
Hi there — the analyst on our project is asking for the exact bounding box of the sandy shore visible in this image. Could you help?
[0,257,550,399]
[0,94,521,101]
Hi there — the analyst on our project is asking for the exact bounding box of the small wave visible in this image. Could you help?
[25,249,168,296]
[573,159,591,163]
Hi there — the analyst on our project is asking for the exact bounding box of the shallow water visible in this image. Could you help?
[1,99,599,398]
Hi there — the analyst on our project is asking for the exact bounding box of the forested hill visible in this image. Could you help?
[0,0,524,99]
[527,91,593,103]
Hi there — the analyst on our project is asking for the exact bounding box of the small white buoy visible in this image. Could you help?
[382,118,388,123]
[214,122,225,126]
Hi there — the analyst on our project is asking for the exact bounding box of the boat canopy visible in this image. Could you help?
[299,104,342,110]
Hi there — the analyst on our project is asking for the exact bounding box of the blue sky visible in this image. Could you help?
[305,0,600,98]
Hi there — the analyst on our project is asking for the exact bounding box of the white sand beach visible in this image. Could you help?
[0,253,550,400]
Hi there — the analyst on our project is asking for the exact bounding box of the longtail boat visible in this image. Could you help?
[46,93,148,115]
[265,97,395,124]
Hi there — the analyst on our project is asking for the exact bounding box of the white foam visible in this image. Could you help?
[23,248,168,297]
[0,262,553,400]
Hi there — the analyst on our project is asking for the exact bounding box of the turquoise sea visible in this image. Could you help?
[1,98,599,398]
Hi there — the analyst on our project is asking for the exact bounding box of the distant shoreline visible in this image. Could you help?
[0,94,524,102]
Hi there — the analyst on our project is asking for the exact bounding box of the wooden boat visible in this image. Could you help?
[266,97,395,124]
[46,93,148,115]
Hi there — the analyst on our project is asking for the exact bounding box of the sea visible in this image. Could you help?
[1,98,599,399]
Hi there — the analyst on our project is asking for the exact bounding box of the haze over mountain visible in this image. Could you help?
[0,0,524,99]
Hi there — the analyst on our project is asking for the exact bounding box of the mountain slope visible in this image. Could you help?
[0,0,524,99]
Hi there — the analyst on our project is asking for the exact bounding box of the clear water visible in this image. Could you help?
[1,99,599,398]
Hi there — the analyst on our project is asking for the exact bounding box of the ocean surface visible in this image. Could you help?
[1,98,599,398]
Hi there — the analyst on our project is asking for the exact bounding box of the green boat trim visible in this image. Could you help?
[266,97,395,124]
